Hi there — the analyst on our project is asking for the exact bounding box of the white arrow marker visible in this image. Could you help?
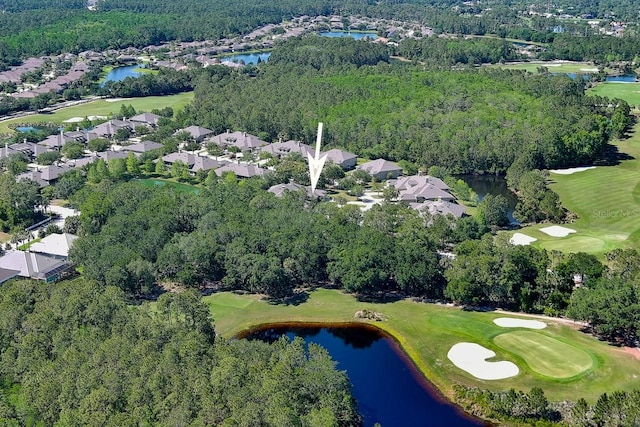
[308,122,328,194]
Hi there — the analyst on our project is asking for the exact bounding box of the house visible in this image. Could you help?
[162,152,196,167]
[39,164,73,182]
[268,182,326,199]
[16,171,49,188]
[98,150,129,162]
[0,251,70,282]
[10,141,50,158]
[93,120,132,138]
[29,233,78,259]
[389,175,449,192]
[323,148,357,169]
[175,126,214,142]
[40,131,74,150]
[0,267,20,284]
[122,140,163,155]
[210,130,267,152]
[130,112,161,128]
[214,163,269,178]
[191,156,227,174]
[396,184,456,203]
[260,140,313,159]
[357,159,403,180]
[410,200,466,218]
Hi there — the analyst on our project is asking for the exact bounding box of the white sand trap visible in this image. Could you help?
[580,68,598,72]
[88,115,106,120]
[549,166,595,175]
[105,97,133,102]
[493,318,547,329]
[539,225,576,237]
[510,233,537,246]
[63,117,85,123]
[447,343,519,380]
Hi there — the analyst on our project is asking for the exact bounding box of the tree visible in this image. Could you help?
[478,194,510,227]
[154,159,167,176]
[36,151,61,166]
[62,141,85,160]
[54,170,85,199]
[126,152,140,175]
[114,128,132,142]
[108,158,126,180]
[87,138,111,152]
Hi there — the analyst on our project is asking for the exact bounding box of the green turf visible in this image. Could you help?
[493,61,607,74]
[588,82,640,107]
[515,121,640,256]
[494,330,593,378]
[0,92,194,134]
[203,288,640,403]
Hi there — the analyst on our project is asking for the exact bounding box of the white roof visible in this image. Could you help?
[29,233,78,258]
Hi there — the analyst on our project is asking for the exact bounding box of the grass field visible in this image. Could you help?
[516,121,640,256]
[136,177,201,194]
[493,61,606,74]
[493,331,593,379]
[205,288,640,403]
[0,92,194,134]
[588,82,640,107]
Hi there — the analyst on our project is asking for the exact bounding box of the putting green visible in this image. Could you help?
[494,330,593,378]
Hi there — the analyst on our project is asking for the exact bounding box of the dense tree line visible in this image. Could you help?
[455,384,640,427]
[186,38,627,175]
[0,279,361,425]
[99,68,196,98]
[397,35,521,65]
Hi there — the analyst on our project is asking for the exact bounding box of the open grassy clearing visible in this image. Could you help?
[0,92,194,134]
[205,288,640,403]
[493,61,606,74]
[516,121,640,256]
[136,177,201,194]
[493,331,593,378]
[588,81,640,107]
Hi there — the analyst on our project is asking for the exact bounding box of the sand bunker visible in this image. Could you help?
[549,166,595,175]
[539,225,576,237]
[88,115,106,120]
[580,68,598,72]
[447,343,519,380]
[510,233,537,246]
[63,117,85,123]
[493,318,547,329]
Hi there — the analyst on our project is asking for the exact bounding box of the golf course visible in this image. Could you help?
[516,119,640,256]
[0,91,194,134]
[206,288,640,403]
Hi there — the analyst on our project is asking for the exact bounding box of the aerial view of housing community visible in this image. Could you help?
[0,0,640,425]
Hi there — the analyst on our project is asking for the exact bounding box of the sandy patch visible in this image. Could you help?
[545,64,562,67]
[580,68,598,72]
[88,115,106,120]
[63,117,85,123]
[447,343,519,380]
[510,233,537,246]
[549,166,595,175]
[494,318,547,329]
[619,347,640,360]
[105,98,134,103]
[539,225,576,237]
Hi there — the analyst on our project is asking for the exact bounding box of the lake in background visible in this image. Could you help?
[246,325,485,427]
[605,75,637,82]
[219,52,271,65]
[101,64,144,86]
[320,31,378,40]
[461,175,519,224]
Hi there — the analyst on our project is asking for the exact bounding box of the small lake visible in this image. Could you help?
[320,31,378,40]
[245,325,485,427]
[101,64,144,86]
[219,52,271,65]
[16,126,40,133]
[605,74,637,82]
[461,175,519,224]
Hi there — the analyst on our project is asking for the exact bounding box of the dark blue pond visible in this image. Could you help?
[219,52,271,65]
[605,75,637,82]
[101,64,144,86]
[461,175,519,224]
[246,325,485,427]
[320,31,378,40]
[16,126,39,132]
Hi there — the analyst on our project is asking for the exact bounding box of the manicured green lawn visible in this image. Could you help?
[0,92,194,134]
[515,121,640,256]
[588,82,640,107]
[493,331,593,379]
[205,288,640,403]
[494,61,606,74]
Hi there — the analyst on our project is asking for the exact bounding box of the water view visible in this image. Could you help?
[101,64,144,86]
[246,325,485,427]
[320,31,378,40]
[219,52,271,65]
[605,74,637,82]
[461,175,518,224]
